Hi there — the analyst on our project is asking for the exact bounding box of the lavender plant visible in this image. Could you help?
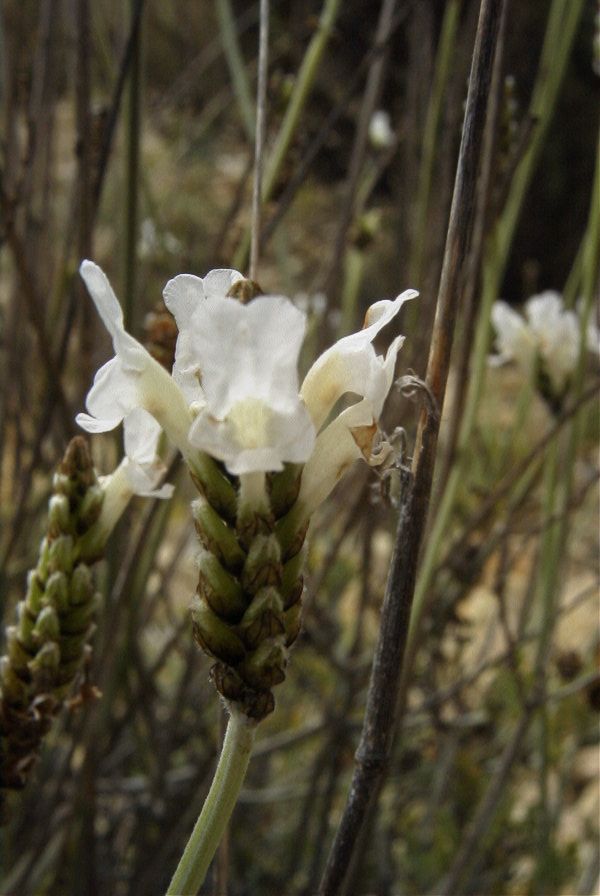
[69,259,417,891]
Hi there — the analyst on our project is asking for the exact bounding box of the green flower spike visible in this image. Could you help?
[0,437,104,816]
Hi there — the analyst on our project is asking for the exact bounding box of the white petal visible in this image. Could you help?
[490,301,535,372]
[189,294,306,417]
[123,407,162,466]
[188,398,314,475]
[202,268,244,299]
[78,357,140,431]
[163,273,206,330]
[79,261,144,368]
[299,400,374,514]
[301,290,416,429]
[524,291,563,332]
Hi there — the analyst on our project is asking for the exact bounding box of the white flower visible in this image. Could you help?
[92,408,174,544]
[76,261,193,460]
[298,290,417,513]
[181,291,315,475]
[79,259,416,497]
[163,269,245,407]
[121,408,174,499]
[368,110,395,150]
[490,291,597,398]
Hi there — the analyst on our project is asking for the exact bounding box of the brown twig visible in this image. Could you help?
[318,3,505,892]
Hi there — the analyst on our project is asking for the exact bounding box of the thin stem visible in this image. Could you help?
[167,713,256,896]
[249,0,269,281]
[215,0,255,142]
[402,0,585,680]
[123,0,143,331]
[234,0,342,271]
[408,0,461,286]
[318,3,504,892]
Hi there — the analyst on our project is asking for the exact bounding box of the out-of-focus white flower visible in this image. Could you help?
[368,110,395,150]
[294,291,327,317]
[139,218,183,258]
[490,291,599,400]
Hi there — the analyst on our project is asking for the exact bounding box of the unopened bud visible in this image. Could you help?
[78,484,104,529]
[281,547,306,609]
[45,571,70,613]
[26,571,45,615]
[191,596,246,664]
[60,599,97,636]
[70,564,95,605]
[268,464,302,518]
[240,587,284,649]
[283,600,303,647]
[59,629,91,662]
[6,627,32,673]
[29,640,60,673]
[48,495,71,538]
[239,640,286,690]
[47,535,74,574]
[192,497,245,572]
[241,534,282,594]
[197,550,247,621]
[33,606,60,642]
[17,601,36,648]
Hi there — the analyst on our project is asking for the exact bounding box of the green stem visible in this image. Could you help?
[216,0,255,141]
[408,0,461,287]
[167,713,256,896]
[233,0,342,271]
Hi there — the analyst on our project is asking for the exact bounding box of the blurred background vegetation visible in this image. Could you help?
[0,1,598,894]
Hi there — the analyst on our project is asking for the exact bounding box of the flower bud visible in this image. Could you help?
[45,571,70,613]
[47,495,71,538]
[47,535,74,575]
[6,627,32,673]
[239,641,287,690]
[211,663,275,720]
[17,601,36,649]
[281,547,306,609]
[283,600,303,647]
[60,599,96,636]
[196,551,247,621]
[59,629,91,662]
[191,596,246,664]
[25,571,44,615]
[33,606,60,642]
[192,497,245,573]
[77,484,104,529]
[240,587,284,649]
[70,564,95,606]
[29,640,60,673]
[268,464,302,517]
[0,658,30,705]
[241,535,282,594]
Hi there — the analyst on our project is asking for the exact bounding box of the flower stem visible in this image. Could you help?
[167,712,256,896]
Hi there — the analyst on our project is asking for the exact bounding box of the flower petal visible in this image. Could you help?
[189,294,307,417]
[301,289,417,429]
[298,400,374,514]
[189,398,315,475]
[80,261,144,368]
